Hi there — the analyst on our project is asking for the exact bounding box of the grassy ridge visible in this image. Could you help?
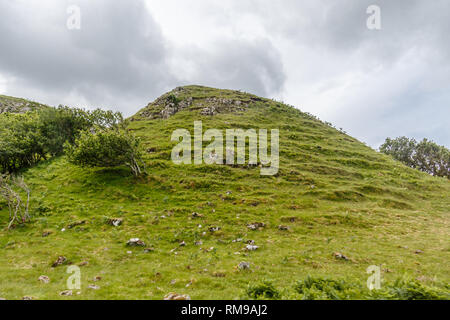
[0,94,48,114]
[0,86,449,299]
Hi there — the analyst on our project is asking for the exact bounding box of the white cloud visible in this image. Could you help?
[0,0,448,147]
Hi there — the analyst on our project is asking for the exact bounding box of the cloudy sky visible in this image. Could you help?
[0,0,448,148]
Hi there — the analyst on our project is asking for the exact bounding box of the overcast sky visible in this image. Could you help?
[0,0,448,147]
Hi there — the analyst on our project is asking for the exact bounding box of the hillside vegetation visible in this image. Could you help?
[0,85,449,300]
[0,95,48,114]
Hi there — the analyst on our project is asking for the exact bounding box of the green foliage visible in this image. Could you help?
[380,137,449,178]
[0,112,45,172]
[293,276,449,300]
[65,129,144,177]
[0,106,126,173]
[368,278,449,300]
[167,94,181,105]
[247,280,281,299]
[294,276,355,300]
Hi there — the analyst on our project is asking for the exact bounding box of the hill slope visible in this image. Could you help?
[0,85,449,300]
[0,94,48,114]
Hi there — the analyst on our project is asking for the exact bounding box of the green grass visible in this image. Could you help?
[0,94,48,113]
[0,85,449,300]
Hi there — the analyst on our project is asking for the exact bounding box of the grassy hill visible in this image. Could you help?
[0,94,48,114]
[0,85,449,300]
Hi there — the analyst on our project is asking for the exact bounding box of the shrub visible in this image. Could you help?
[294,276,449,300]
[0,106,127,173]
[294,276,356,300]
[0,175,31,229]
[65,129,145,177]
[247,281,281,299]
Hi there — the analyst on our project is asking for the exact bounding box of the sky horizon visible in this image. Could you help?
[0,0,448,148]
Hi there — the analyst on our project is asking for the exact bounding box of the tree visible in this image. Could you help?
[0,175,31,229]
[38,106,126,156]
[0,106,127,173]
[380,137,449,178]
[0,112,45,172]
[65,129,145,177]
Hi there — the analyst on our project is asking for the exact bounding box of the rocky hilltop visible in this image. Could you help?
[134,85,269,120]
[0,95,47,114]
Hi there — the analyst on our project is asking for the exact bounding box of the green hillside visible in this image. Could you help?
[0,85,449,300]
[0,94,48,114]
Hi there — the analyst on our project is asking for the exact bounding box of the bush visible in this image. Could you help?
[368,278,449,300]
[0,106,127,173]
[293,276,449,300]
[0,175,31,229]
[294,276,356,300]
[65,129,145,177]
[247,281,281,299]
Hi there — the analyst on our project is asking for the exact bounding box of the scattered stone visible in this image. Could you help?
[209,226,221,232]
[278,225,290,231]
[194,240,203,246]
[67,221,86,229]
[42,231,51,237]
[38,275,50,284]
[51,256,67,267]
[108,218,123,227]
[164,292,191,301]
[88,285,100,290]
[232,238,243,243]
[415,250,424,254]
[59,290,72,296]
[281,216,298,223]
[247,222,265,230]
[226,191,232,195]
[238,262,251,270]
[333,252,349,261]
[22,296,34,300]
[127,238,146,247]
[246,240,255,245]
[0,297,6,300]
[79,261,89,267]
[61,228,66,232]
[93,276,102,282]
[179,241,186,247]
[192,212,203,218]
[144,248,155,253]
[245,245,259,251]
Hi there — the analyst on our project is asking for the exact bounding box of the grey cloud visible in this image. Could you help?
[0,0,174,114]
[0,0,447,147]
[175,38,285,97]
[0,0,286,115]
